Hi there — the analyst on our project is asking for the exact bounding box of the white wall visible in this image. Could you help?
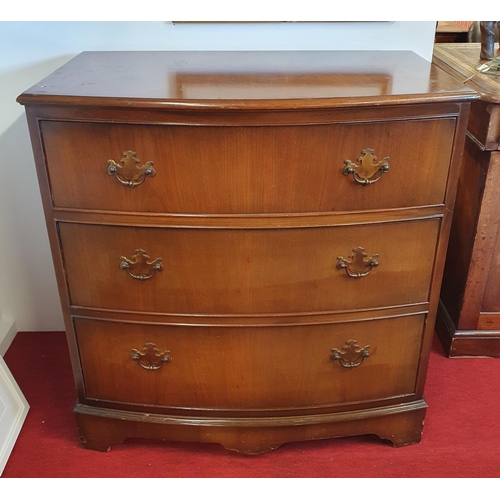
[0,21,437,331]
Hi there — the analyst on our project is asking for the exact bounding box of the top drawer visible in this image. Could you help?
[41,118,456,214]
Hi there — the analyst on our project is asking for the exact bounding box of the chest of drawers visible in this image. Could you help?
[18,51,476,454]
[433,43,500,357]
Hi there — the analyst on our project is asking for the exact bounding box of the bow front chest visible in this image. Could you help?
[18,51,476,453]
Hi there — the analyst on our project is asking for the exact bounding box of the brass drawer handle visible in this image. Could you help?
[343,148,389,185]
[131,342,171,370]
[336,246,378,278]
[120,249,163,280]
[107,150,156,187]
[331,340,370,368]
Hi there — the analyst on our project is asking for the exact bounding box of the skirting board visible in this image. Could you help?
[0,346,29,475]
[0,320,17,358]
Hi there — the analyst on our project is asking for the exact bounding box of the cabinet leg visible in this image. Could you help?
[76,413,121,451]
[375,414,425,447]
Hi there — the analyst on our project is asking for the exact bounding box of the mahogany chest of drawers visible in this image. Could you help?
[434,43,500,357]
[18,51,476,453]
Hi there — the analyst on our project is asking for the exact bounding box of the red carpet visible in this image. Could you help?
[2,331,500,477]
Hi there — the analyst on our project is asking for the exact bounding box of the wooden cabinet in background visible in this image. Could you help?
[434,43,500,357]
[435,22,470,43]
[18,51,475,453]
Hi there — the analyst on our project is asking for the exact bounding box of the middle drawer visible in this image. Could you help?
[59,219,440,315]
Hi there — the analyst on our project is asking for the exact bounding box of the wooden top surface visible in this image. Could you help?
[433,43,500,103]
[18,50,477,110]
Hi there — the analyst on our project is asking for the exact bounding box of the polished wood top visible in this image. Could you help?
[18,50,477,109]
[433,43,500,103]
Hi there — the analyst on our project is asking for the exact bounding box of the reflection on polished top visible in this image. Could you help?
[17,50,477,108]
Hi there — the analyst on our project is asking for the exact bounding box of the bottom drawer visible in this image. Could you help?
[75,315,425,410]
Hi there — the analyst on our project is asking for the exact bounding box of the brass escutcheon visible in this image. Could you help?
[336,246,379,279]
[343,148,389,185]
[120,249,163,280]
[331,340,370,368]
[131,343,171,370]
[107,150,156,187]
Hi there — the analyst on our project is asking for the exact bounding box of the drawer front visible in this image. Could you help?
[75,315,424,409]
[60,219,440,315]
[42,119,455,214]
